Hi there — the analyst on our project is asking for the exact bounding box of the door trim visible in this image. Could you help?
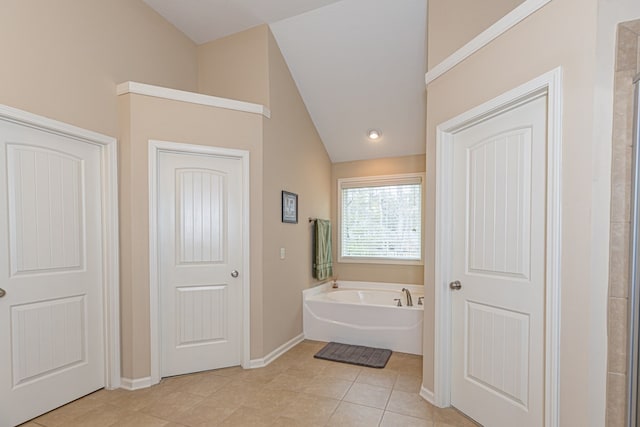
[148,140,251,385]
[433,67,562,427]
[0,104,121,390]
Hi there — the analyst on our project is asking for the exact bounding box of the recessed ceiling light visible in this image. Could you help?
[368,129,381,140]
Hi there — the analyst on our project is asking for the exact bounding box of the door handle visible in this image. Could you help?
[231,270,239,278]
[0,288,5,298]
[449,280,462,290]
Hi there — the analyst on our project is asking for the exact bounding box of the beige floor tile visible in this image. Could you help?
[201,380,262,410]
[279,394,340,425]
[326,401,384,426]
[155,374,200,393]
[269,416,325,427]
[169,401,236,426]
[394,374,423,393]
[285,357,330,375]
[32,410,77,427]
[342,382,392,409]
[243,389,299,414]
[178,374,233,397]
[386,390,436,420]
[108,412,170,427]
[81,389,124,405]
[264,372,313,392]
[233,366,283,384]
[63,404,134,427]
[17,423,43,427]
[303,376,353,400]
[209,366,245,377]
[381,411,434,427]
[282,366,323,379]
[386,353,423,375]
[322,362,362,381]
[433,407,481,427]
[140,391,204,423]
[219,406,277,427]
[34,398,105,426]
[107,389,162,412]
[356,368,398,388]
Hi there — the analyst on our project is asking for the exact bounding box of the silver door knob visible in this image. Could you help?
[0,288,5,298]
[231,270,239,278]
[449,280,462,290]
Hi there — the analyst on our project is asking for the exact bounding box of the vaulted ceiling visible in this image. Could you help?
[144,0,427,163]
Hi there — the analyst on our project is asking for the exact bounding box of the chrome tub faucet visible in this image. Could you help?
[402,288,413,307]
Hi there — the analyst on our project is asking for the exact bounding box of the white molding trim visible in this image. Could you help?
[433,67,562,427]
[148,140,251,385]
[0,104,121,390]
[420,386,436,406]
[246,334,305,369]
[425,0,552,86]
[120,377,153,391]
[117,82,271,118]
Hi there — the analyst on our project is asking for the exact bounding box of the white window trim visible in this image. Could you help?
[337,172,425,266]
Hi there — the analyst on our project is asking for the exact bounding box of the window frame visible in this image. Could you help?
[337,173,425,265]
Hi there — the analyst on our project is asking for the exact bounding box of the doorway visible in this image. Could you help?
[148,141,250,383]
[433,69,562,427]
[0,105,119,427]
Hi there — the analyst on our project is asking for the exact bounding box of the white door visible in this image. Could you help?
[450,95,547,426]
[0,120,105,427]
[158,150,243,377]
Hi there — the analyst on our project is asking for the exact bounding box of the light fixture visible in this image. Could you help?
[367,129,381,140]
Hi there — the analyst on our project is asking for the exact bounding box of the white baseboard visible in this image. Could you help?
[420,385,437,406]
[120,376,153,390]
[246,333,304,369]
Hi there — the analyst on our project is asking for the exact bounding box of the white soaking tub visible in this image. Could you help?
[302,281,424,355]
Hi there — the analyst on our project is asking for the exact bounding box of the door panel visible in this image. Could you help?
[159,151,243,377]
[8,145,83,275]
[467,129,531,279]
[0,120,104,427]
[466,301,529,406]
[451,95,546,427]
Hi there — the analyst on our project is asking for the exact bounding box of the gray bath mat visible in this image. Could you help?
[314,342,392,368]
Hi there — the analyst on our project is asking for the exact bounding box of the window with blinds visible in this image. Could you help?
[338,173,423,264]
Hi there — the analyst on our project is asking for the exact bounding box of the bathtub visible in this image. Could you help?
[303,281,424,355]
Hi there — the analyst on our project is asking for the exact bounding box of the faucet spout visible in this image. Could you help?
[402,288,413,307]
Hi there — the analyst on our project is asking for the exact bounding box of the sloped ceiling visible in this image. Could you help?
[144,0,427,163]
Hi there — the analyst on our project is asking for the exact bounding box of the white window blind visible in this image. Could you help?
[339,174,423,263]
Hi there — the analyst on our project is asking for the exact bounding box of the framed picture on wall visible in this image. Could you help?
[282,191,298,224]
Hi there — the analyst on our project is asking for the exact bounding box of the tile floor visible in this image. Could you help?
[21,340,480,427]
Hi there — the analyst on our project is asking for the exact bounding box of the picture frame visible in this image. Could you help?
[282,191,298,224]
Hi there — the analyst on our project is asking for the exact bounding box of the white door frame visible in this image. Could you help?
[0,104,121,390]
[148,140,251,385]
[433,67,563,427]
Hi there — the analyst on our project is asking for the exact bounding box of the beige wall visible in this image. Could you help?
[425,0,602,424]
[331,155,425,285]
[0,0,197,137]
[197,24,331,357]
[261,31,332,355]
[198,26,270,107]
[427,0,525,66]
[119,93,264,378]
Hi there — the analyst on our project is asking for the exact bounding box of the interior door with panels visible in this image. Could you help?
[451,95,547,427]
[0,119,105,427]
[158,149,243,377]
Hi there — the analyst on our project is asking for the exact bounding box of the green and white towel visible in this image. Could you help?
[313,219,333,281]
